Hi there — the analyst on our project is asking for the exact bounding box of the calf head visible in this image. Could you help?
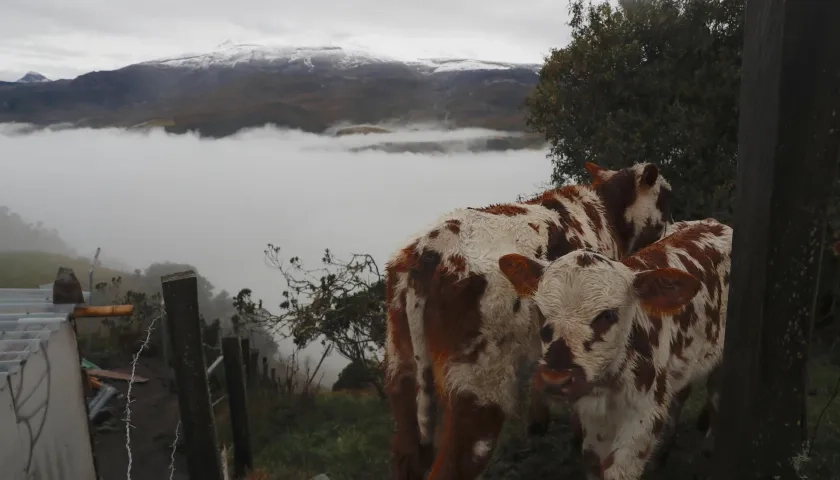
[498,250,700,401]
[585,162,674,253]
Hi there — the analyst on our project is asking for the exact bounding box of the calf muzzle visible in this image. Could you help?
[537,364,589,400]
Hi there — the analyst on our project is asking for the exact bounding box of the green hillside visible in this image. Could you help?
[0,250,129,289]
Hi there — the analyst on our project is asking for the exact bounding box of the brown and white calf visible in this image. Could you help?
[498,218,732,480]
[384,162,674,480]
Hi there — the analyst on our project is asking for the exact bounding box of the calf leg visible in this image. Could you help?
[570,409,584,450]
[526,376,551,436]
[650,384,692,469]
[602,410,666,480]
[579,415,617,480]
[386,363,431,480]
[426,391,506,480]
[700,366,722,457]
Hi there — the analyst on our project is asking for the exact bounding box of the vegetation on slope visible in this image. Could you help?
[240,356,838,480]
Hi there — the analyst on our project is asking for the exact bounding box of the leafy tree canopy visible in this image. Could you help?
[527,0,744,222]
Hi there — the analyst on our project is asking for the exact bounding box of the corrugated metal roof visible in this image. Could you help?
[0,286,90,386]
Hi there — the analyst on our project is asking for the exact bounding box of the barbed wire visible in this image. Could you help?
[168,420,181,480]
[124,309,164,480]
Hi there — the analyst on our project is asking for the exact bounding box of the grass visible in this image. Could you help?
[217,391,392,480]
[240,354,840,480]
[0,250,128,289]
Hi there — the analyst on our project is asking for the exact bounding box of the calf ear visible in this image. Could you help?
[584,162,612,186]
[499,254,546,298]
[633,268,701,315]
[640,164,659,187]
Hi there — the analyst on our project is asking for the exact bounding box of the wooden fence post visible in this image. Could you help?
[161,271,225,480]
[221,337,254,478]
[249,349,259,388]
[261,357,269,387]
[712,0,840,478]
[240,338,251,386]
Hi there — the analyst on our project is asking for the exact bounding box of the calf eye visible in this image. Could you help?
[590,309,619,333]
[540,323,554,343]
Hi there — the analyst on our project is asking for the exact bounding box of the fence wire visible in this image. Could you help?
[124,310,164,480]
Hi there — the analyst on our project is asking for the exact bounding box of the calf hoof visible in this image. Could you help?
[527,420,550,437]
[700,436,715,459]
[391,447,429,480]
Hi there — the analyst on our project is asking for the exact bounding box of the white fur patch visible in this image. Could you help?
[473,439,494,460]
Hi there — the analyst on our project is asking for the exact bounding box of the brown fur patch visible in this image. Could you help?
[602,451,616,473]
[544,337,575,372]
[445,219,461,234]
[545,221,580,261]
[654,370,668,405]
[427,392,505,479]
[583,309,619,351]
[498,254,545,297]
[471,203,529,216]
[449,255,467,273]
[594,168,636,254]
[633,268,701,316]
[528,222,540,233]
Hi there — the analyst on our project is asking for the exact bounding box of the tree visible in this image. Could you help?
[527,0,744,223]
[527,0,840,341]
[332,358,383,392]
[233,245,387,397]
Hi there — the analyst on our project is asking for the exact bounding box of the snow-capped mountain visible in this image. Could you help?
[16,71,51,83]
[143,42,540,74]
[0,43,542,138]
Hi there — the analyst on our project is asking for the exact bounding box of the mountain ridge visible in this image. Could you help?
[0,43,543,140]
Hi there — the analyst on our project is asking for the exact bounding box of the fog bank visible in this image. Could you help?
[0,124,554,379]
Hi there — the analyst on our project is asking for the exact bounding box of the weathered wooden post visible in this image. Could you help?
[161,271,225,480]
[712,0,840,478]
[261,356,269,388]
[249,349,259,388]
[221,336,254,478]
[240,338,251,386]
[270,367,277,390]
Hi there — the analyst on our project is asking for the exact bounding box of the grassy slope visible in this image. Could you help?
[248,358,840,480]
[0,250,129,289]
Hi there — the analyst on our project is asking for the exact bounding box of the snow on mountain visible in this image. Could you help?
[409,58,537,74]
[142,42,540,74]
[144,43,396,70]
[16,71,51,83]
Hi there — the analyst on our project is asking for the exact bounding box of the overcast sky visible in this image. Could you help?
[0,0,581,81]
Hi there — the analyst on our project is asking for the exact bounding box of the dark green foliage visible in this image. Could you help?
[234,247,387,393]
[527,0,744,223]
[332,359,383,392]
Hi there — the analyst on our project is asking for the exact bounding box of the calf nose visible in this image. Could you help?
[538,364,573,387]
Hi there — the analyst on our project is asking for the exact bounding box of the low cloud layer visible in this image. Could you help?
[0,124,553,377]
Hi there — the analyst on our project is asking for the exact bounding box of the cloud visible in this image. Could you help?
[0,0,576,80]
[0,124,554,378]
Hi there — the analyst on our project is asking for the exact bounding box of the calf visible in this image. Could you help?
[498,218,732,480]
[385,162,674,480]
